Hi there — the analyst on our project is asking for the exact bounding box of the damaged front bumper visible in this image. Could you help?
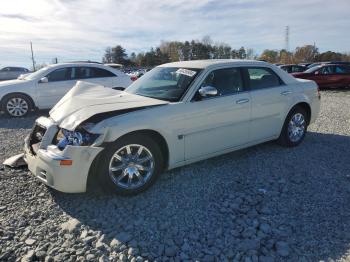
[23,117,103,193]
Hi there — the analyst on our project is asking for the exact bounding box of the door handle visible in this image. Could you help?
[236,98,249,104]
[281,90,292,96]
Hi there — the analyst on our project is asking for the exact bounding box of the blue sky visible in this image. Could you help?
[0,0,349,68]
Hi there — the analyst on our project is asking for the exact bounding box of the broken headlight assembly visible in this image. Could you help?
[55,123,100,150]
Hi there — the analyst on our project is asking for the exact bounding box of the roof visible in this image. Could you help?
[159,59,268,69]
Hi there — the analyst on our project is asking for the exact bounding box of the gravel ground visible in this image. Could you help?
[0,90,350,262]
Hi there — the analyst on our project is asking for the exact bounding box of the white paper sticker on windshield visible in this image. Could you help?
[176,68,196,77]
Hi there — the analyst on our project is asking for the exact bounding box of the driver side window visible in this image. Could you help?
[46,68,72,82]
[198,68,244,99]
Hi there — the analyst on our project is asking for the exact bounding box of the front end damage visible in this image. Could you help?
[23,117,103,193]
[11,82,168,193]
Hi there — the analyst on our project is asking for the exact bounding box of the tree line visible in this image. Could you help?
[102,37,350,67]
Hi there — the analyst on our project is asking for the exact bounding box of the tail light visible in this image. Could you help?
[130,76,138,81]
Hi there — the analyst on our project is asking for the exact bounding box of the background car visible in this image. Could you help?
[0,67,30,81]
[279,64,306,73]
[292,64,350,88]
[306,61,350,70]
[0,62,132,117]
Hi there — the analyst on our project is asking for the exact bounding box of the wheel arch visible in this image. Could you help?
[0,92,35,111]
[289,101,311,124]
[86,129,170,191]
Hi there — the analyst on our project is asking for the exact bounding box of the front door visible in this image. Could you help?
[36,67,76,108]
[183,67,251,160]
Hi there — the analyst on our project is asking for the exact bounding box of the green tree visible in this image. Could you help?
[259,49,279,63]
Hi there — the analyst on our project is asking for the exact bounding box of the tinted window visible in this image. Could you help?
[75,67,91,79]
[247,67,282,90]
[334,66,350,74]
[292,66,305,72]
[91,67,115,77]
[200,68,244,96]
[281,66,292,73]
[47,68,72,82]
[320,66,334,75]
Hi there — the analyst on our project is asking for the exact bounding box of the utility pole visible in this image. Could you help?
[30,42,36,71]
[285,26,290,52]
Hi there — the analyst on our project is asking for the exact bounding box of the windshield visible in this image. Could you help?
[23,67,50,80]
[304,66,321,73]
[125,67,202,102]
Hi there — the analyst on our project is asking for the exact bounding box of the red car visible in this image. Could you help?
[292,64,350,88]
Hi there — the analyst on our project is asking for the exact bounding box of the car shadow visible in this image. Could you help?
[52,131,350,261]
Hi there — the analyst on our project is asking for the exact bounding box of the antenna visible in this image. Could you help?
[285,26,290,52]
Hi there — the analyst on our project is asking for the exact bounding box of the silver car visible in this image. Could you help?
[0,67,30,81]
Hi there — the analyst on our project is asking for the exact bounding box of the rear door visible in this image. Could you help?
[315,65,337,87]
[245,67,293,141]
[183,67,251,160]
[333,65,350,87]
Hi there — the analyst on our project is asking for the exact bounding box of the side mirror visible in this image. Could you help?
[198,86,218,97]
[314,71,319,75]
[39,77,48,83]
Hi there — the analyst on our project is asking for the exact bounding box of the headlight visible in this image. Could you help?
[55,125,100,150]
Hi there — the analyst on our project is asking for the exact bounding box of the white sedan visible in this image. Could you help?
[23,60,320,195]
[0,63,132,117]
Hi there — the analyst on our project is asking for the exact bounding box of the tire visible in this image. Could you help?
[97,134,164,195]
[2,94,32,117]
[277,106,308,147]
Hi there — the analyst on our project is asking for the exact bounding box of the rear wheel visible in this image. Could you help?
[3,94,32,117]
[277,107,308,147]
[98,134,164,195]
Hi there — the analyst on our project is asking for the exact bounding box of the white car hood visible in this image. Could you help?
[50,81,169,130]
[0,79,28,87]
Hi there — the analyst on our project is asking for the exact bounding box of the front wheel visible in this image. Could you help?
[97,134,164,195]
[277,107,308,147]
[3,94,32,117]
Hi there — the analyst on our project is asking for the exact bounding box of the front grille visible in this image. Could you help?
[29,124,47,155]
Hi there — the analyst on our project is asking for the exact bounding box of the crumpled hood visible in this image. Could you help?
[50,81,169,130]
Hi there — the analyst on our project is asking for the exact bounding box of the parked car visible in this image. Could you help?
[24,60,320,195]
[0,67,30,81]
[0,63,132,117]
[292,64,350,88]
[279,64,306,73]
[306,61,350,70]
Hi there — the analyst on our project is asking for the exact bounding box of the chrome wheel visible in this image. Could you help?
[288,113,305,142]
[108,144,155,189]
[6,97,29,117]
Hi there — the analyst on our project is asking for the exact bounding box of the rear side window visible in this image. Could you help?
[91,67,116,77]
[46,68,72,82]
[334,66,350,74]
[246,67,282,90]
[200,68,244,96]
[74,67,116,79]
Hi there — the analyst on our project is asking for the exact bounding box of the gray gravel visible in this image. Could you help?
[1,90,350,262]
